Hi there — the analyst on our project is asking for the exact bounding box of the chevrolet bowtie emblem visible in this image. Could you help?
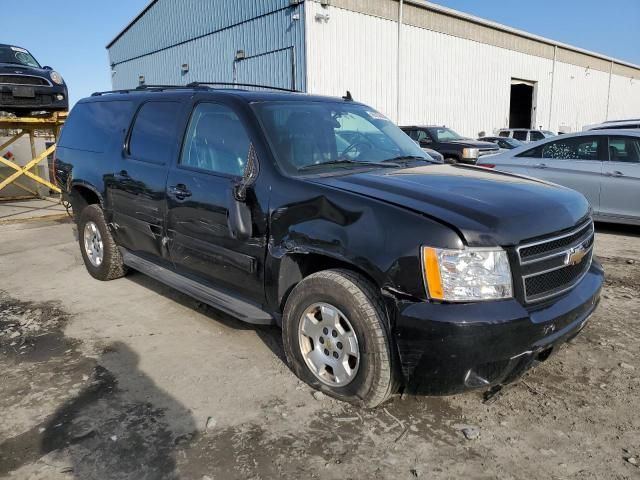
[565,244,588,266]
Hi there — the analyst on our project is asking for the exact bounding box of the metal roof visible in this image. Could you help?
[107,0,640,71]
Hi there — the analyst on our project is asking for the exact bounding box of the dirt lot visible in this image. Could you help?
[0,217,638,480]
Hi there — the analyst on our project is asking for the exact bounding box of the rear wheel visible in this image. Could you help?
[282,269,397,407]
[444,157,458,164]
[78,205,127,281]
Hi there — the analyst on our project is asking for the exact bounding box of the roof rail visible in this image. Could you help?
[91,82,300,97]
[186,82,300,93]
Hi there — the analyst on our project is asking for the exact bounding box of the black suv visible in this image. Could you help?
[401,125,499,164]
[0,44,68,116]
[56,86,603,407]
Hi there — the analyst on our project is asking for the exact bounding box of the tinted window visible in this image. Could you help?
[498,131,510,137]
[59,101,134,153]
[415,130,430,142]
[180,103,250,176]
[609,136,640,163]
[129,102,182,164]
[529,131,544,141]
[542,136,601,161]
[513,131,528,141]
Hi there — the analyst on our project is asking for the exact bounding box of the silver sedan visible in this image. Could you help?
[477,130,640,225]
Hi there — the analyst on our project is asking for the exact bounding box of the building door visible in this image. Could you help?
[234,47,295,90]
[509,79,536,129]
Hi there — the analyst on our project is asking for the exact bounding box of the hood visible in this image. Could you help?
[309,164,590,247]
[441,139,499,149]
[0,63,46,74]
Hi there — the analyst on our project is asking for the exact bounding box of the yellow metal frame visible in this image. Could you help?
[0,112,67,197]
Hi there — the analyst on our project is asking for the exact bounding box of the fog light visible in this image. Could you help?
[56,94,64,101]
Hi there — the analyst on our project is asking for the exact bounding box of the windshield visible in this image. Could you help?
[542,130,557,137]
[427,127,464,141]
[253,101,429,175]
[503,138,524,147]
[0,45,40,67]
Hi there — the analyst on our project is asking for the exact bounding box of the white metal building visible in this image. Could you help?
[106,0,640,137]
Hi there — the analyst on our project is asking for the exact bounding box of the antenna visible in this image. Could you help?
[342,90,353,101]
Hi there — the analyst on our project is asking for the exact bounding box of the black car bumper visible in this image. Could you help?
[0,84,68,113]
[394,261,603,394]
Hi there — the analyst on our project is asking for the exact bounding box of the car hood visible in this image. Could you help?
[309,164,590,247]
[0,63,50,76]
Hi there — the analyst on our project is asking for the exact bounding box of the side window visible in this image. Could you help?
[609,136,640,163]
[513,131,528,141]
[404,129,418,140]
[541,136,600,161]
[180,103,250,176]
[529,131,544,141]
[59,101,134,153]
[516,145,543,158]
[129,102,182,164]
[498,131,510,137]
[415,130,430,143]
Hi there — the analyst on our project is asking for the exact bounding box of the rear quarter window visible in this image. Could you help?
[58,101,134,153]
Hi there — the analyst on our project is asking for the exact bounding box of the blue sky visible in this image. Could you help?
[4,0,639,107]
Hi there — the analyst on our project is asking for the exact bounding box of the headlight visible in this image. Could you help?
[462,148,479,159]
[423,246,512,301]
[49,71,64,85]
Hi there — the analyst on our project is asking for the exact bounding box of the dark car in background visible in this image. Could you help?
[56,86,602,407]
[478,136,525,150]
[401,125,499,164]
[0,44,68,117]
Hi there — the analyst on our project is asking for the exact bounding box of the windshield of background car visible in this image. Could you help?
[253,101,429,175]
[504,138,524,147]
[428,127,464,141]
[0,46,40,67]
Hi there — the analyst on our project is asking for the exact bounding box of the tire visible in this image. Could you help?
[444,157,458,164]
[77,204,127,281]
[282,269,398,407]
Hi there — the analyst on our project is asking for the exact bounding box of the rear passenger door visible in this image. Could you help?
[110,100,185,261]
[599,135,640,221]
[531,136,604,212]
[165,100,265,302]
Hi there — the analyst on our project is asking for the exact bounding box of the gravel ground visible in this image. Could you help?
[0,218,638,480]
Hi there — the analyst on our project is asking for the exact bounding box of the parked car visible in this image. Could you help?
[56,86,603,406]
[478,130,640,225]
[497,128,556,143]
[400,125,499,164]
[478,136,524,150]
[583,119,640,131]
[0,44,68,116]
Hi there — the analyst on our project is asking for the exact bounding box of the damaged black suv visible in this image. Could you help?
[55,85,603,407]
[0,44,68,116]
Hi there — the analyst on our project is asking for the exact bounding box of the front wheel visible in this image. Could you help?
[282,269,398,407]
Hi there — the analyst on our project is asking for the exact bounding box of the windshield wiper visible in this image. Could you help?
[382,155,432,164]
[298,159,400,171]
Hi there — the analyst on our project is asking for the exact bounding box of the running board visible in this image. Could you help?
[121,250,274,326]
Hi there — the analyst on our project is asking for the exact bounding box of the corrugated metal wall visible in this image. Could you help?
[305,1,640,136]
[108,0,306,92]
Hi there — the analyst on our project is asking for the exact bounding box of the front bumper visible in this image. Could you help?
[0,84,68,113]
[394,260,603,394]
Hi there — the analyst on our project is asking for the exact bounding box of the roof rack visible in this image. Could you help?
[91,82,300,97]
[186,82,300,93]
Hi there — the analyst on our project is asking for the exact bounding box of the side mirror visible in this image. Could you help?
[228,144,260,240]
[42,66,53,70]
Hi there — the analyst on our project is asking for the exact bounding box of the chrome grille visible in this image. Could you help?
[517,219,594,303]
[0,75,51,86]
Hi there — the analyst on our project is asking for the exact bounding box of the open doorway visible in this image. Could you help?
[509,79,536,128]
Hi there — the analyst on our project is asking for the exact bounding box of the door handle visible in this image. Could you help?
[534,163,548,169]
[604,171,624,177]
[168,184,192,200]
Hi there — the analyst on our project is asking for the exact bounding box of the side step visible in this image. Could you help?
[122,250,274,326]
